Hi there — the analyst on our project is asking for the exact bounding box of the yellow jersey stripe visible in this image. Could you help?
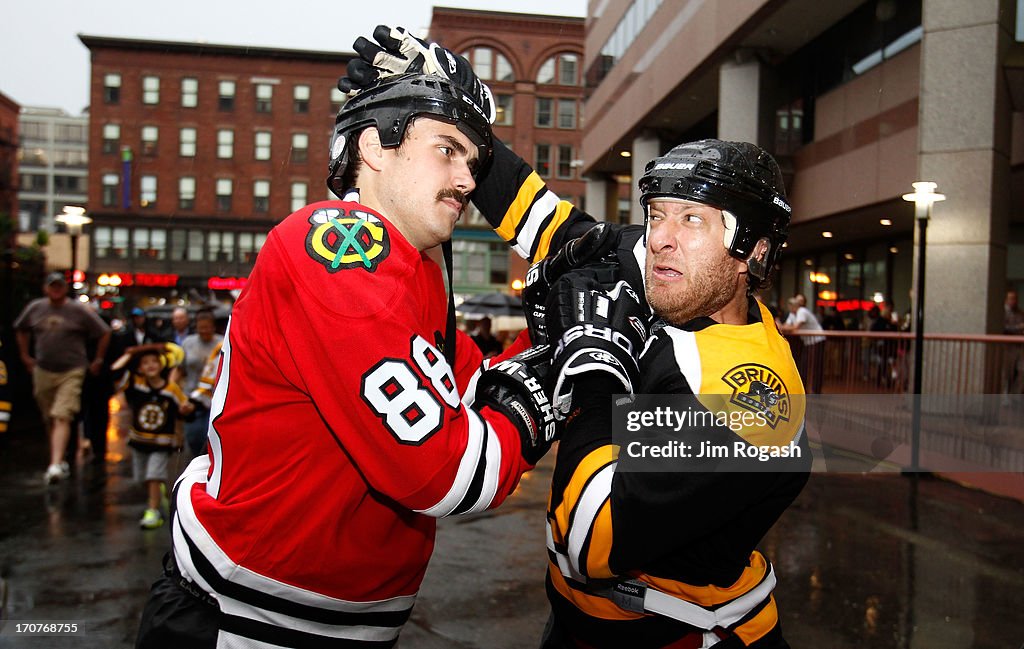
[535,200,575,260]
[495,171,545,243]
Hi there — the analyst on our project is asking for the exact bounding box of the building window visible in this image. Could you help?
[253,180,270,213]
[142,76,160,104]
[254,131,272,160]
[219,80,236,111]
[255,83,273,113]
[186,230,205,261]
[293,85,310,113]
[535,98,553,128]
[494,94,514,126]
[209,231,235,262]
[217,129,234,159]
[20,173,47,191]
[535,144,551,178]
[216,178,233,211]
[452,239,509,286]
[179,127,197,157]
[103,73,121,104]
[141,125,159,156]
[330,87,347,112]
[179,177,196,210]
[94,226,112,257]
[239,232,258,263]
[290,182,307,212]
[537,53,580,85]
[102,173,119,207]
[291,132,309,163]
[181,77,198,107]
[133,228,166,259]
[112,226,130,259]
[54,175,87,194]
[463,47,514,82]
[557,144,575,179]
[102,124,120,154]
[140,175,157,208]
[557,99,577,129]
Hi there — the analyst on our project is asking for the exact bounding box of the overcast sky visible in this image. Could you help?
[0,0,586,115]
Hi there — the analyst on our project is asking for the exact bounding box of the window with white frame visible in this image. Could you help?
[142,76,160,104]
[290,182,307,212]
[291,132,309,163]
[255,131,272,160]
[557,144,575,179]
[219,80,236,111]
[253,180,270,212]
[103,73,121,104]
[141,126,159,156]
[209,231,235,262]
[102,124,120,154]
[102,173,119,207]
[187,230,204,261]
[179,177,196,210]
[181,77,198,107]
[494,94,514,126]
[330,87,346,112]
[179,127,197,157]
[557,99,577,129]
[255,83,273,113]
[535,98,553,128]
[140,175,157,208]
[293,85,310,113]
[239,232,259,263]
[217,129,234,159]
[535,144,551,178]
[537,53,580,85]
[134,227,167,259]
[463,47,514,82]
[216,178,233,211]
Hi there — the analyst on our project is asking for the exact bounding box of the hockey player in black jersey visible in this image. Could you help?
[343,27,810,649]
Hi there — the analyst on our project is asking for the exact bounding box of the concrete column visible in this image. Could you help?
[630,132,660,225]
[718,55,764,144]
[584,177,609,222]
[916,0,1014,335]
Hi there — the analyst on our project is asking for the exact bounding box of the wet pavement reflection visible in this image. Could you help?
[1,407,1022,648]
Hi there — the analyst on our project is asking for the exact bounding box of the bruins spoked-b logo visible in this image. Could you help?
[722,364,791,429]
[305,208,390,272]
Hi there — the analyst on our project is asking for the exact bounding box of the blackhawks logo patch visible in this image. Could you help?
[305,207,390,272]
[722,363,791,429]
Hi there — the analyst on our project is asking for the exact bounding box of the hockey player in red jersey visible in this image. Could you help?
[136,70,559,649]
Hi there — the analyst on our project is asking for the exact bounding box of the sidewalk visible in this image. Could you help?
[1,406,1022,648]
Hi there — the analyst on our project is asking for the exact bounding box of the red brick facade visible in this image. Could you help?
[0,90,19,223]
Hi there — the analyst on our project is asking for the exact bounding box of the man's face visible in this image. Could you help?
[138,354,162,378]
[172,310,190,331]
[196,318,216,342]
[45,282,68,303]
[644,199,744,325]
[376,118,479,251]
[1007,291,1018,310]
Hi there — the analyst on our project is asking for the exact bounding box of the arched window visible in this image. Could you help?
[537,53,580,85]
[461,47,514,82]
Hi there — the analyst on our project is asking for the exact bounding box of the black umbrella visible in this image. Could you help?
[456,292,523,317]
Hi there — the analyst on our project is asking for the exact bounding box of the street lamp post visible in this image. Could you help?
[54,205,92,291]
[901,181,945,473]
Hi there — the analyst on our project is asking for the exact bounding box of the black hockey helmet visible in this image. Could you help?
[638,139,791,283]
[327,73,493,196]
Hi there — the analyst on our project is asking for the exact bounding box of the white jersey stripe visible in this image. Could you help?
[217,596,403,642]
[664,328,703,394]
[567,463,616,576]
[511,189,560,259]
[415,407,486,517]
[206,319,232,498]
[462,418,503,514]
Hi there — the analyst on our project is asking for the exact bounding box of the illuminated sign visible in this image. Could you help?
[208,277,248,290]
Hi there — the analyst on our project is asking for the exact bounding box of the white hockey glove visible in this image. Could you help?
[338,25,496,123]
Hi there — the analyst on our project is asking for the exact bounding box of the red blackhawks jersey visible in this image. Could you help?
[171,199,532,648]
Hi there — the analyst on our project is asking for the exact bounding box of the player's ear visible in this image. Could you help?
[358,127,386,172]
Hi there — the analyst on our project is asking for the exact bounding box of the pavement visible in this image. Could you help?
[1,404,1023,649]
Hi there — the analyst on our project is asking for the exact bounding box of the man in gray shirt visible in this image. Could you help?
[14,272,111,483]
[179,309,223,456]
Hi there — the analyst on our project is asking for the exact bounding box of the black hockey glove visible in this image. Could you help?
[546,265,648,420]
[338,25,496,124]
[522,222,623,345]
[476,345,557,466]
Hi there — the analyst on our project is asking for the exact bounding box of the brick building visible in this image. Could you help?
[427,8,586,293]
[0,91,18,223]
[79,35,351,300]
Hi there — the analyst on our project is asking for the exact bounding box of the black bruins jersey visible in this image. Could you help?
[473,140,810,647]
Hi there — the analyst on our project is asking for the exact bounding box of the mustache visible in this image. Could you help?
[436,188,468,208]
